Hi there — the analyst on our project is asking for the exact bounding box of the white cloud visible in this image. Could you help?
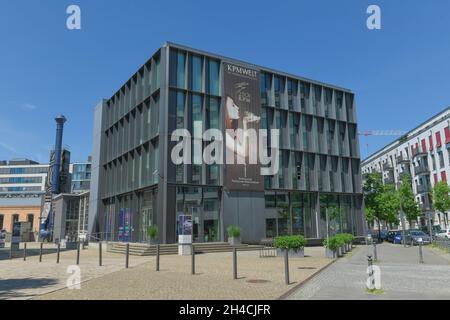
[21,103,37,110]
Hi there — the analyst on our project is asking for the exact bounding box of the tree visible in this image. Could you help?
[363,172,388,240]
[378,184,400,233]
[432,181,450,228]
[399,175,420,228]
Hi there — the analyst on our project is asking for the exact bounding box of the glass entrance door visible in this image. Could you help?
[140,207,153,243]
[188,205,203,243]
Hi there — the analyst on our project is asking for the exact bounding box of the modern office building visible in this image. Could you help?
[89,42,364,244]
[361,107,450,229]
[0,159,48,237]
[53,191,90,241]
[0,159,49,198]
[70,157,92,193]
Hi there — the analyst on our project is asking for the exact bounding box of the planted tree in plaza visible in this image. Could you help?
[399,175,420,228]
[363,172,384,232]
[432,181,450,228]
[378,184,400,234]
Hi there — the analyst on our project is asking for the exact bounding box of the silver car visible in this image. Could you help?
[408,230,431,245]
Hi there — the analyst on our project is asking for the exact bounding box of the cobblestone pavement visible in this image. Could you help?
[0,243,152,300]
[30,246,333,300]
[286,243,450,300]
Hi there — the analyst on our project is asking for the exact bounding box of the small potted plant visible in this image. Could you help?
[335,234,346,256]
[227,225,241,245]
[344,233,354,251]
[323,236,339,258]
[274,235,306,258]
[147,225,158,245]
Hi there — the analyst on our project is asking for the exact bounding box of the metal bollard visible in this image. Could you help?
[39,242,43,262]
[125,243,130,268]
[23,243,27,261]
[373,242,378,261]
[156,244,160,271]
[56,243,61,264]
[76,241,80,265]
[284,249,290,285]
[191,245,195,275]
[9,242,13,259]
[367,255,375,289]
[233,247,237,280]
[99,242,102,266]
[419,241,424,264]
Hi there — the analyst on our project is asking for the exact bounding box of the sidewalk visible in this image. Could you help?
[31,246,332,300]
[286,242,450,300]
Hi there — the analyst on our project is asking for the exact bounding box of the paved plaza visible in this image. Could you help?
[286,242,450,300]
[1,243,332,300]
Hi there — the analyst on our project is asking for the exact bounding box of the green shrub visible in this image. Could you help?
[147,225,158,239]
[335,234,346,247]
[323,236,340,251]
[273,235,306,251]
[227,225,241,238]
[344,233,354,244]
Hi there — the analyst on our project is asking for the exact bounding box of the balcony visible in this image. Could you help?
[412,147,427,159]
[396,154,410,164]
[416,184,431,194]
[414,164,430,176]
[382,162,393,171]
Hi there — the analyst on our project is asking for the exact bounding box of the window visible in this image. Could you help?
[153,141,159,184]
[438,151,445,168]
[274,76,281,107]
[207,98,219,130]
[0,214,3,229]
[176,92,185,129]
[191,55,203,92]
[176,51,186,88]
[287,79,294,110]
[154,56,160,90]
[335,91,343,119]
[27,214,34,227]
[436,131,442,148]
[208,60,219,95]
[264,193,276,208]
[445,127,450,145]
[191,94,203,184]
[260,72,271,106]
[300,82,309,112]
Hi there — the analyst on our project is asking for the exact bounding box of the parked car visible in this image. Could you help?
[408,230,431,245]
[420,225,442,236]
[436,228,450,239]
[393,231,406,244]
[370,229,388,242]
[387,230,399,243]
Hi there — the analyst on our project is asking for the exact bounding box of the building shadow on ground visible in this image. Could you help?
[0,278,59,300]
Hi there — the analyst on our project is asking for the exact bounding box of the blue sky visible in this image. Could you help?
[1,0,450,163]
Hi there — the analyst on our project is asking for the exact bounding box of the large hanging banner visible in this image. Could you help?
[223,62,263,191]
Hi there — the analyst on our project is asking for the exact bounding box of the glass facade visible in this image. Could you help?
[95,44,363,244]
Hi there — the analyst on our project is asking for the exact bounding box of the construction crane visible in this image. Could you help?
[359,130,407,137]
[359,130,408,156]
